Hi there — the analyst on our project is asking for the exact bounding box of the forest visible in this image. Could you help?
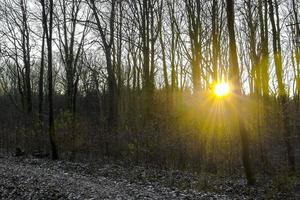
[0,0,299,199]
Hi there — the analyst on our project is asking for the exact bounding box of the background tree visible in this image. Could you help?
[226,0,255,185]
[268,0,295,171]
[40,0,58,160]
[0,0,299,184]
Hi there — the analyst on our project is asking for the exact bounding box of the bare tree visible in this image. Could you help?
[185,0,202,93]
[259,0,269,97]
[40,0,58,160]
[227,0,255,185]
[56,0,88,116]
[268,0,295,171]
[88,0,118,142]
[0,0,32,116]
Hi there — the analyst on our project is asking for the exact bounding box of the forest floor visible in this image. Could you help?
[0,154,299,200]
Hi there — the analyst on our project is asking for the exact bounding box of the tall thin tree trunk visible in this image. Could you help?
[227,0,255,185]
[212,0,219,83]
[159,26,169,91]
[48,0,58,160]
[268,0,295,171]
[41,0,58,160]
[39,30,45,123]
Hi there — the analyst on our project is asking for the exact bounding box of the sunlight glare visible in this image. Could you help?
[214,82,230,97]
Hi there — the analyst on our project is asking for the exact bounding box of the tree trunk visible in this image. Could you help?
[227,0,255,185]
[38,30,45,123]
[268,0,295,171]
[41,0,59,160]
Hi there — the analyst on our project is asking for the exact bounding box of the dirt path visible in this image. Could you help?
[1,155,297,200]
[0,156,242,200]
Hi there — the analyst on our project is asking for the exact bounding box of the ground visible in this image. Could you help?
[0,154,298,199]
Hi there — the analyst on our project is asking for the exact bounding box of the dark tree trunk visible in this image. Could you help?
[185,0,202,93]
[212,0,219,83]
[38,30,45,123]
[41,0,58,160]
[227,0,255,185]
[268,0,295,171]
[89,0,118,140]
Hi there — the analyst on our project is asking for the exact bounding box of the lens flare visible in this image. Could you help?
[214,82,230,97]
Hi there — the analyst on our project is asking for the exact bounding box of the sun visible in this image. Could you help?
[213,82,230,97]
